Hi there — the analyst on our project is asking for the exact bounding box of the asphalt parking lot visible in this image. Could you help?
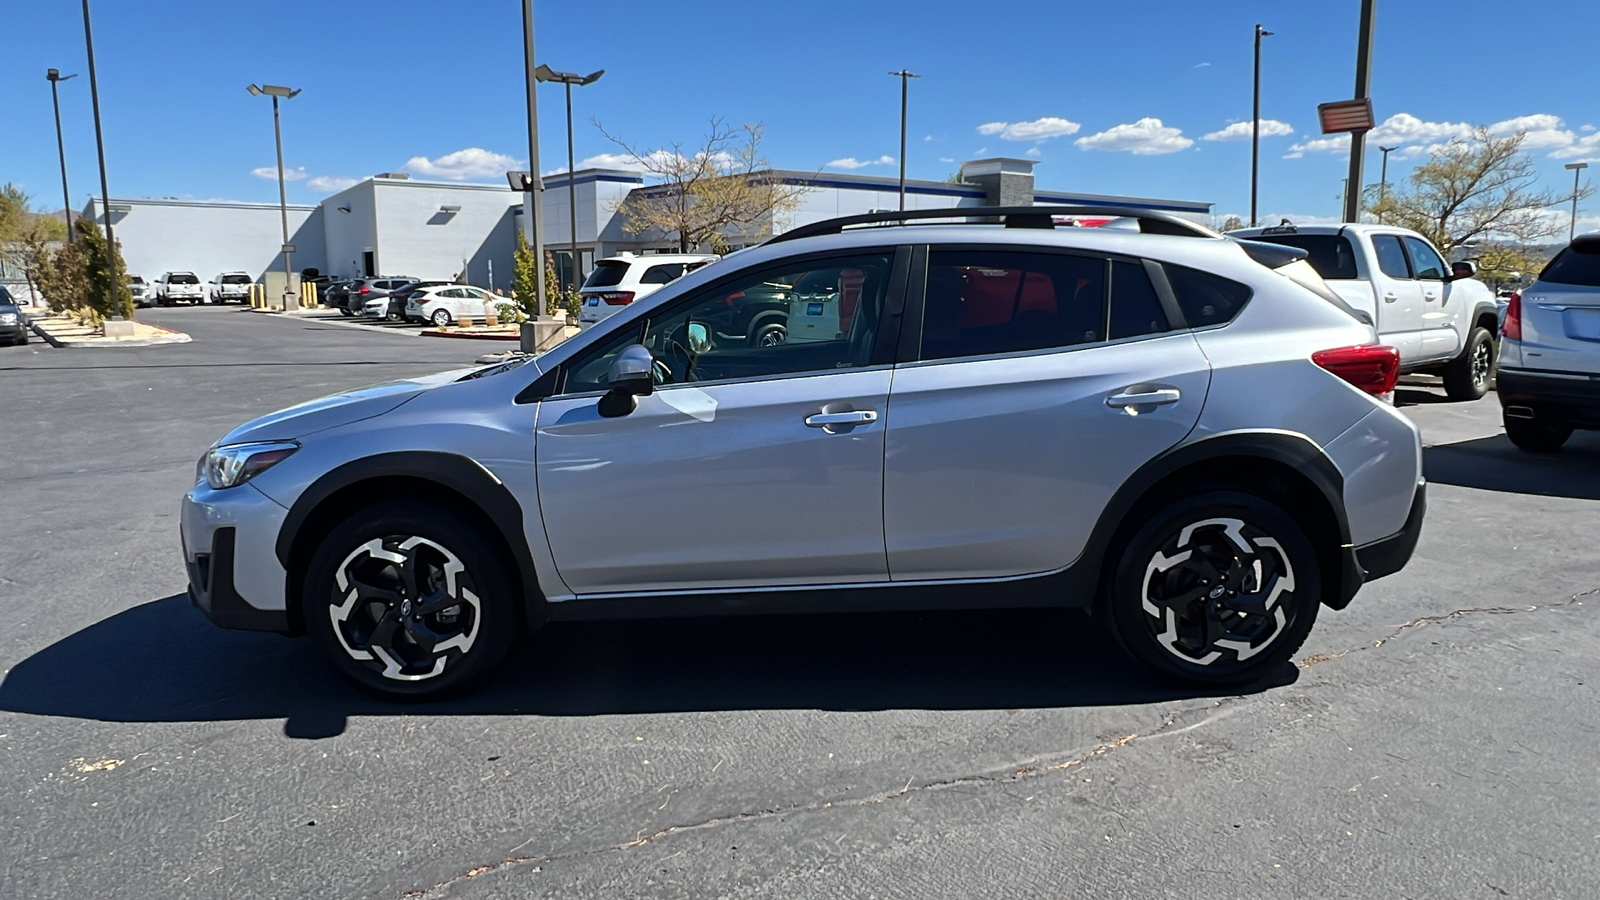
[3,306,1598,899]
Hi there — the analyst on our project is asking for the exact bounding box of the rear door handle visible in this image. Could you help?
[805,410,878,428]
[1106,388,1182,409]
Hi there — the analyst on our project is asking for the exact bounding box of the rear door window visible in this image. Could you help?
[1539,239,1600,286]
[584,261,630,289]
[1108,261,1169,340]
[1371,235,1412,279]
[920,249,1106,361]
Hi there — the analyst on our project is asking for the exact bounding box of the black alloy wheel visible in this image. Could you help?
[1443,326,1495,401]
[1107,490,1320,685]
[305,502,518,697]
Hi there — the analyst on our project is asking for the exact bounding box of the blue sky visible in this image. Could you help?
[6,0,1598,228]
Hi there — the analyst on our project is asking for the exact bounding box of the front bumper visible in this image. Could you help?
[0,322,25,340]
[1497,367,1600,427]
[181,481,293,633]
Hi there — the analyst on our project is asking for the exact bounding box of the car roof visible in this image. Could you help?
[601,254,718,264]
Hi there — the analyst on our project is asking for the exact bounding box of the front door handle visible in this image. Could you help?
[1106,388,1182,409]
[805,410,878,428]
[1423,290,1439,301]
[1383,291,1399,303]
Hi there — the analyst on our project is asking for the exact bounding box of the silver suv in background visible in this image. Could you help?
[577,253,718,328]
[180,206,1424,699]
[1498,232,1600,451]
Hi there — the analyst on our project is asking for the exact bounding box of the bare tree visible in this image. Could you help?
[596,118,808,252]
[1365,129,1592,254]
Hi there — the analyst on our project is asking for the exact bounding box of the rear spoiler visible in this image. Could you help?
[1235,240,1310,270]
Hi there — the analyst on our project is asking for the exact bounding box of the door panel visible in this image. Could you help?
[884,333,1210,581]
[535,371,892,594]
[1369,233,1424,360]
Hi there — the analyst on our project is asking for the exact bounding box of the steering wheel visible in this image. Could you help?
[651,358,672,385]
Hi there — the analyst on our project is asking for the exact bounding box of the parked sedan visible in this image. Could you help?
[0,287,30,346]
[387,281,455,322]
[405,285,510,326]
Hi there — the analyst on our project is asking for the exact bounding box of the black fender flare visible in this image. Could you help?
[275,451,545,632]
[1064,430,1359,611]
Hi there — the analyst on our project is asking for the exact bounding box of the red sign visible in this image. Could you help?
[1318,99,1375,134]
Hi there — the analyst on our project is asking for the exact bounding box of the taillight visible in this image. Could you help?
[1312,344,1400,395]
[601,291,635,306]
[359,287,370,294]
[1503,291,1522,341]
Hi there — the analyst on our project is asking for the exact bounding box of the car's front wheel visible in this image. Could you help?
[304,502,519,698]
[1106,490,1320,686]
[1442,325,1495,401]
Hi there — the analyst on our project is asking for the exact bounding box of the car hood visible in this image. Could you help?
[216,367,476,445]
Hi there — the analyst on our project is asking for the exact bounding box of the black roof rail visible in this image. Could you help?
[765,205,1221,246]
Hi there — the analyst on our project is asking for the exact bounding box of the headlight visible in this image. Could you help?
[203,441,298,490]
[0,313,16,325]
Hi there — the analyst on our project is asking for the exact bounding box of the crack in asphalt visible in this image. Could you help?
[399,591,1597,898]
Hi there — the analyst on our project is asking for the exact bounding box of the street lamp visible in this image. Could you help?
[246,83,301,309]
[1566,162,1588,242]
[534,64,604,293]
[80,0,121,312]
[46,69,78,241]
[1377,145,1397,222]
[1250,24,1273,227]
[889,69,920,212]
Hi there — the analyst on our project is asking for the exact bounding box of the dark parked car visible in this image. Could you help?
[338,277,416,317]
[0,287,30,346]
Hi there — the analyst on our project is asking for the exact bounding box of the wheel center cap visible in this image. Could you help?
[400,599,413,616]
[1207,585,1226,600]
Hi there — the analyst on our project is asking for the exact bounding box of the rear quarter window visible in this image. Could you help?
[1539,240,1600,287]
[1164,264,1252,327]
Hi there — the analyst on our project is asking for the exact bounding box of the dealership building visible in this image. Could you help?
[84,158,1212,292]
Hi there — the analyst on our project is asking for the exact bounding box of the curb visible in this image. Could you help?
[419,329,521,341]
[30,317,192,348]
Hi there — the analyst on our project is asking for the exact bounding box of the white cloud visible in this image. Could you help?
[1075,118,1193,155]
[1024,147,1042,159]
[306,176,357,193]
[1551,132,1600,160]
[251,165,306,182]
[1370,112,1474,145]
[1218,212,1346,228]
[975,116,1081,141]
[1203,119,1294,141]
[923,134,934,142]
[1487,113,1575,151]
[938,157,955,163]
[1193,61,1211,68]
[826,155,895,169]
[1583,125,1597,133]
[403,147,521,180]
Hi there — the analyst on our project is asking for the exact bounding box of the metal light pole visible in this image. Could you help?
[46,69,78,241]
[1250,24,1273,227]
[520,0,548,315]
[1376,144,1396,222]
[248,84,301,310]
[80,0,121,311]
[889,69,920,212]
[1344,0,1377,224]
[1567,162,1589,242]
[535,65,604,293]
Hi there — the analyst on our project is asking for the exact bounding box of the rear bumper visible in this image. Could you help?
[1333,482,1425,609]
[1497,367,1600,426]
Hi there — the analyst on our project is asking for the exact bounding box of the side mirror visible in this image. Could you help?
[597,344,654,418]
[687,322,712,354]
[1450,260,1477,280]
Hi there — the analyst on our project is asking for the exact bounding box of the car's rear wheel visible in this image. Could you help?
[1504,411,1571,452]
[337,306,354,317]
[750,321,787,347]
[431,308,453,327]
[1106,490,1320,686]
[304,502,519,698]
[1442,326,1495,401]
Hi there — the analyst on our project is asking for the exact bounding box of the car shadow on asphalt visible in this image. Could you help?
[0,595,1295,739]
[1425,432,1600,500]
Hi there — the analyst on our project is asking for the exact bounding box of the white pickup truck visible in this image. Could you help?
[1231,223,1500,400]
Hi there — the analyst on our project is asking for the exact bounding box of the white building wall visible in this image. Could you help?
[83,198,324,284]
[320,180,379,280]
[370,179,519,283]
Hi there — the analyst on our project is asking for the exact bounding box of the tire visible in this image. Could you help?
[337,306,354,317]
[431,308,453,327]
[1442,326,1494,401]
[385,307,402,322]
[750,321,786,347]
[1504,411,1571,453]
[1105,490,1321,686]
[304,501,520,698]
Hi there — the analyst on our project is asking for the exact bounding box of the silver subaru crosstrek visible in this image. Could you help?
[181,206,1425,698]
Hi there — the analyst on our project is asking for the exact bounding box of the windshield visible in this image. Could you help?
[584,260,630,289]
[1248,234,1358,280]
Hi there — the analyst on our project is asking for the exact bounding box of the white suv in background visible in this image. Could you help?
[155,272,206,305]
[577,253,718,328]
[211,272,253,304]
